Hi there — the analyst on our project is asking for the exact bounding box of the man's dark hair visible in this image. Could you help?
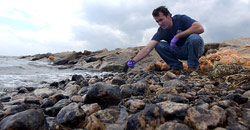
[152,6,171,17]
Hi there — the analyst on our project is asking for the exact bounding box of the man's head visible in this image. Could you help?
[152,6,172,29]
[152,6,171,17]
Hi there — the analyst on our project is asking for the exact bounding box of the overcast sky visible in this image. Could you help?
[0,0,249,56]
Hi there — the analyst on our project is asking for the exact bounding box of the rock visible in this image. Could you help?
[226,123,249,130]
[17,87,29,93]
[84,83,121,108]
[184,106,226,130]
[157,101,189,119]
[0,96,11,102]
[70,95,84,103]
[56,102,86,127]
[242,108,250,128]
[34,88,55,97]
[83,114,106,130]
[157,122,192,130]
[225,107,239,125]
[132,81,150,96]
[54,51,83,65]
[64,82,81,96]
[243,90,250,98]
[81,103,101,116]
[78,87,89,95]
[224,93,248,104]
[211,100,237,109]
[161,71,177,80]
[40,98,57,108]
[163,79,185,88]
[0,109,48,130]
[24,96,43,105]
[111,77,126,86]
[103,106,129,130]
[120,84,133,98]
[88,78,100,85]
[0,102,3,110]
[124,99,145,113]
[71,74,84,82]
[92,107,124,127]
[127,104,165,130]
[156,86,178,95]
[44,99,71,117]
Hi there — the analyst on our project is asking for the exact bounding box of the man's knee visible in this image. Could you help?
[155,41,168,52]
[188,34,203,44]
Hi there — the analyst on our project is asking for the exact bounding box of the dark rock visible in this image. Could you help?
[0,109,48,130]
[85,57,97,63]
[242,100,250,109]
[120,84,133,98]
[45,106,63,117]
[225,107,239,125]
[78,87,89,95]
[127,104,165,130]
[24,96,42,105]
[71,74,84,81]
[0,96,11,102]
[226,123,249,130]
[51,93,68,101]
[167,94,189,103]
[17,87,29,93]
[111,77,126,86]
[132,81,149,96]
[184,106,226,130]
[157,122,192,130]
[242,108,250,128]
[84,83,121,108]
[224,93,248,104]
[0,102,3,110]
[56,103,86,127]
[40,99,57,108]
[44,99,71,117]
[241,85,250,91]
[4,104,30,117]
[211,100,237,109]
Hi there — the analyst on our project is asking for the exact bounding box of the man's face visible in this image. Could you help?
[153,12,171,29]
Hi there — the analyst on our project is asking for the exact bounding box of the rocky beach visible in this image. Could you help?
[0,37,250,130]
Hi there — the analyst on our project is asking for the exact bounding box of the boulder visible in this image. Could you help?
[56,103,86,127]
[0,109,48,130]
[126,104,165,130]
[84,83,121,108]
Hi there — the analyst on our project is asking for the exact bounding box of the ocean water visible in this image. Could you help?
[0,56,110,93]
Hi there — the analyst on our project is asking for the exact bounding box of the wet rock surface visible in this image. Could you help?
[1,41,250,129]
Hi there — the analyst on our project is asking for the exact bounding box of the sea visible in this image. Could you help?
[0,56,111,95]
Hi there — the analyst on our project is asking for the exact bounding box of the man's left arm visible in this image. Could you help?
[175,22,204,39]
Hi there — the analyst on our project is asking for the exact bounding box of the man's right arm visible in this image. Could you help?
[132,40,159,63]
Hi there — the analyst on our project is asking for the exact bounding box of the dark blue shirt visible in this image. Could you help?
[152,14,196,46]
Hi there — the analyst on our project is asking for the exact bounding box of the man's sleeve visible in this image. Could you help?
[181,15,196,29]
[151,28,161,41]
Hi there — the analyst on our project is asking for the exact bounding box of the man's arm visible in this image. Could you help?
[175,22,204,38]
[132,40,159,62]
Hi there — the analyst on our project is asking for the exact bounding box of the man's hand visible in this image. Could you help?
[127,59,136,68]
[170,36,179,51]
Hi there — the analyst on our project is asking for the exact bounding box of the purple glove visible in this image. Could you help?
[170,36,179,51]
[127,59,136,68]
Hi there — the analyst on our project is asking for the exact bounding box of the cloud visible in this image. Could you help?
[0,0,250,56]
